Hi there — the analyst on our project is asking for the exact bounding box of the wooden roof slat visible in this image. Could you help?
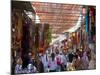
[32,2,82,34]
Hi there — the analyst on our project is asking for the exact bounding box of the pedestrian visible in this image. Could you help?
[27,63,34,73]
[88,57,96,69]
[37,57,44,73]
[88,50,96,69]
[59,52,67,71]
[81,51,89,70]
[15,57,23,74]
[22,53,29,69]
[55,51,61,72]
[11,51,16,74]
[73,55,83,70]
[48,53,57,72]
[40,52,49,72]
[68,52,74,63]
[62,52,68,71]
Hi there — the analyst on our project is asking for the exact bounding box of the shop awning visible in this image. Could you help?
[32,2,82,34]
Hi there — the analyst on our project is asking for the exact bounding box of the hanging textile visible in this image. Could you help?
[34,24,39,48]
[89,6,96,42]
[85,7,89,34]
[39,24,45,53]
[76,29,81,47]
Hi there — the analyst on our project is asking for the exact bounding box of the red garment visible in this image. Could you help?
[56,57,61,65]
